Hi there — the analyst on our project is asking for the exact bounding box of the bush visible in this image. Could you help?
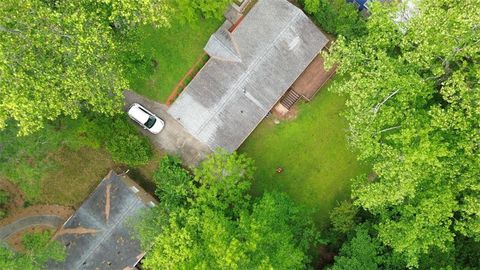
[330,200,359,235]
[115,29,155,83]
[77,113,153,167]
[0,190,9,206]
[102,115,152,167]
[106,132,152,167]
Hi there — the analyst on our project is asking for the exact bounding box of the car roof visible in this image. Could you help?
[128,105,150,124]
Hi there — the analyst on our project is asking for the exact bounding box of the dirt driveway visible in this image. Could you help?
[123,91,212,167]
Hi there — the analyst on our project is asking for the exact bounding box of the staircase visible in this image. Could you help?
[279,89,301,110]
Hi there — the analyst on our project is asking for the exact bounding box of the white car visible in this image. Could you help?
[127,103,164,134]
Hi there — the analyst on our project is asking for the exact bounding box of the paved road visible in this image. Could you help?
[0,215,64,240]
[123,91,212,167]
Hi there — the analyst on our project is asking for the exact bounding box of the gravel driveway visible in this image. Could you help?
[123,91,212,167]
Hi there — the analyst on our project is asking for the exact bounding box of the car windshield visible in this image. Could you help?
[144,116,157,128]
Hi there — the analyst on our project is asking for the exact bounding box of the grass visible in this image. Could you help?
[129,18,222,103]
[39,147,162,208]
[239,81,370,227]
[38,147,117,207]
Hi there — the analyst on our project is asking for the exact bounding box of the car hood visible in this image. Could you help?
[149,119,165,134]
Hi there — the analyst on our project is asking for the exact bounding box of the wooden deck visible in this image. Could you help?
[291,54,337,101]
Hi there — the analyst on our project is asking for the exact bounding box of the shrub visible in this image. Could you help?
[330,200,359,234]
[81,113,153,167]
[0,190,9,206]
[106,132,152,167]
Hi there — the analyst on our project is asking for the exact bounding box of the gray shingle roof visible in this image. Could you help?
[204,28,242,62]
[168,0,328,152]
[47,171,154,270]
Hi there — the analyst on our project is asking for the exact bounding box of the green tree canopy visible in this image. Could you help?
[302,0,366,38]
[330,227,383,270]
[326,0,480,267]
[170,0,233,23]
[136,152,321,270]
[82,0,171,28]
[0,0,127,135]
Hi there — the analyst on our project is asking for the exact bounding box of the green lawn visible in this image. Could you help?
[239,81,370,227]
[129,18,222,102]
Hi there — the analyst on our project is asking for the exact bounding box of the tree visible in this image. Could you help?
[326,0,480,267]
[137,152,322,269]
[193,150,254,215]
[80,0,171,29]
[153,155,193,210]
[302,0,367,39]
[330,227,383,270]
[169,0,233,23]
[0,0,127,135]
[143,192,320,270]
[0,0,229,134]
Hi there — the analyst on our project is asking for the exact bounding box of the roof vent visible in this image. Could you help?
[288,36,301,50]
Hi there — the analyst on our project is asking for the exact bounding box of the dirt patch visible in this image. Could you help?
[271,103,299,121]
[0,205,73,227]
[0,179,25,214]
[7,226,54,252]
[314,245,336,269]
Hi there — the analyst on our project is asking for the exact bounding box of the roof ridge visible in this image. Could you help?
[207,28,242,62]
[194,9,304,140]
[70,177,145,270]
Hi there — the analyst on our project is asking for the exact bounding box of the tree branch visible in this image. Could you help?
[374,125,402,135]
[373,89,400,114]
[0,25,22,34]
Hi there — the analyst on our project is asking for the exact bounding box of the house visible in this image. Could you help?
[47,171,156,270]
[167,0,329,152]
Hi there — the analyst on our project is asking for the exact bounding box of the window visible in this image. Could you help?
[144,116,156,128]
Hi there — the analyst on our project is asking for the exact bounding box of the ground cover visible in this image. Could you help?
[0,114,161,209]
[38,146,162,208]
[38,147,117,207]
[128,18,222,103]
[239,79,370,227]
